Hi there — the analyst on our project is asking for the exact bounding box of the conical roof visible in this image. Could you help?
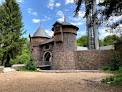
[33,25,50,38]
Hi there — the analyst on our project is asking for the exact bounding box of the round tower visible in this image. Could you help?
[52,17,79,70]
[29,24,50,49]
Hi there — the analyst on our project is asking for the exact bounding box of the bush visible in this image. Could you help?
[101,74,122,85]
[24,55,37,70]
[102,65,110,71]
[110,52,120,71]
[9,54,30,65]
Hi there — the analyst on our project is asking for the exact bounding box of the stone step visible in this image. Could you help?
[3,67,15,73]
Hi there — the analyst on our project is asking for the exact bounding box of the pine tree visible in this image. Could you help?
[0,0,26,66]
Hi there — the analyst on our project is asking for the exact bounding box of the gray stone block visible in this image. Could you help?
[0,66,4,73]
[12,64,25,70]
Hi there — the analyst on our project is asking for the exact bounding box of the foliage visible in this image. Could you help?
[101,74,122,85]
[17,69,39,72]
[102,66,122,73]
[9,54,30,65]
[0,0,26,66]
[24,55,37,70]
[102,65,110,71]
[77,35,87,47]
[101,65,122,86]
[9,39,31,65]
[77,35,119,47]
[110,52,120,71]
[114,38,122,54]
[103,35,119,46]
[99,0,121,31]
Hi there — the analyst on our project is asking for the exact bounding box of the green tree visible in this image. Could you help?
[77,35,87,47]
[0,0,26,66]
[99,0,122,31]
[74,0,99,49]
[9,39,31,65]
[103,35,119,46]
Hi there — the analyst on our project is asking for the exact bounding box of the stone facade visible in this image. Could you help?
[53,33,77,52]
[75,50,112,70]
[29,19,122,70]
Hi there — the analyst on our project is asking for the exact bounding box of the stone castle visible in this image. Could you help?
[29,18,118,70]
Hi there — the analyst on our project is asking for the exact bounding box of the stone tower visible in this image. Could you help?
[52,17,79,70]
[29,24,50,65]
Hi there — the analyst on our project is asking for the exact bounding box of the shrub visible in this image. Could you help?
[102,65,110,71]
[24,55,37,70]
[9,54,30,65]
[101,74,122,85]
[110,52,120,71]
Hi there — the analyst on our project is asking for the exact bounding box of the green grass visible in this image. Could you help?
[17,69,39,72]
[101,66,122,86]
[101,74,122,85]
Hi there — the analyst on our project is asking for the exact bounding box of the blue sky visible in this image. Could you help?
[0,0,121,39]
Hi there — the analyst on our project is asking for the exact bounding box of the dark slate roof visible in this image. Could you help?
[61,21,74,26]
[40,38,54,45]
[33,26,50,38]
[52,21,79,30]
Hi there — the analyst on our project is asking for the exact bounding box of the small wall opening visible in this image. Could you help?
[44,52,51,65]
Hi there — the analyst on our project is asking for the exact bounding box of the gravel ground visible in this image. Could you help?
[0,71,122,92]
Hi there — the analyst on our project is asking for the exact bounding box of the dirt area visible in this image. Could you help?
[0,71,122,92]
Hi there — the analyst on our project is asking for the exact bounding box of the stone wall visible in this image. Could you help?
[52,32,77,70]
[75,50,122,70]
[52,51,75,70]
[54,33,77,51]
[32,46,43,66]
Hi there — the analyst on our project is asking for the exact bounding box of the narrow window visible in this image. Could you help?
[45,45,49,49]
[55,26,60,32]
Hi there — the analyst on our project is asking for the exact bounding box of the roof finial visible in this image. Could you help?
[40,21,42,27]
[64,15,66,22]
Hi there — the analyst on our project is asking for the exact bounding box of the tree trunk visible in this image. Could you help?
[2,58,5,67]
[92,0,99,49]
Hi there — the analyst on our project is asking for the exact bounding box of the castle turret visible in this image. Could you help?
[52,17,79,70]
[29,24,50,49]
[52,16,79,51]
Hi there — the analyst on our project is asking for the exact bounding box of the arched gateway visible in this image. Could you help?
[43,51,52,65]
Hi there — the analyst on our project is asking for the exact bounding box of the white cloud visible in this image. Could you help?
[41,16,51,21]
[78,11,85,17]
[17,0,24,3]
[27,8,38,16]
[57,10,64,17]
[48,0,55,9]
[96,0,104,4]
[32,12,37,16]
[65,0,74,4]
[99,26,121,39]
[64,9,69,11]
[77,31,86,35]
[71,22,83,26]
[68,10,85,25]
[58,17,64,22]
[56,10,64,22]
[45,30,54,37]
[55,3,61,7]
[32,19,41,23]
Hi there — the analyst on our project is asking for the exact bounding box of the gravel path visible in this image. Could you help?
[0,71,122,92]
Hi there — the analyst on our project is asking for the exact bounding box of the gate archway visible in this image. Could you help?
[43,51,52,65]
